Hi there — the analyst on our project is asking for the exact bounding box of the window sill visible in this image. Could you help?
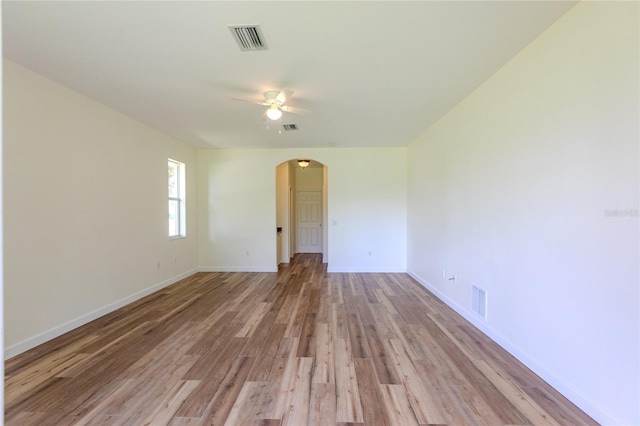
[169,235,187,240]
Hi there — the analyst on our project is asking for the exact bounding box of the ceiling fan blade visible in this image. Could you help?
[281,105,311,115]
[232,97,270,106]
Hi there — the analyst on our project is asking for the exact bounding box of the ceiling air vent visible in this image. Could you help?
[229,25,267,51]
[282,124,298,131]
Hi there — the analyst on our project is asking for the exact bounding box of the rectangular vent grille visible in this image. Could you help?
[229,25,267,51]
[282,124,298,131]
[472,286,487,320]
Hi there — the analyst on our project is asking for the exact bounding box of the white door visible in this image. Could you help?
[297,191,322,253]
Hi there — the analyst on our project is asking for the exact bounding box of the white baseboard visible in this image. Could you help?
[4,269,198,360]
[327,266,405,273]
[406,269,618,426]
[199,266,278,273]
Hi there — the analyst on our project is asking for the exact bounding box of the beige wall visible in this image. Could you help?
[295,166,323,190]
[275,162,289,263]
[3,60,199,355]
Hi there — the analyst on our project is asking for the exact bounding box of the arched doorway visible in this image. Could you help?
[275,159,328,266]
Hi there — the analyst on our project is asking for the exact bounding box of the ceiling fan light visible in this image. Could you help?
[266,106,282,120]
[298,159,310,169]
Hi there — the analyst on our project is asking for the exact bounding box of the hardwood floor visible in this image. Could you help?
[5,254,597,425]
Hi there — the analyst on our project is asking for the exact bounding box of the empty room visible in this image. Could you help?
[2,1,638,425]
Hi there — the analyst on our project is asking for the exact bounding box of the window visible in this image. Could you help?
[168,159,186,238]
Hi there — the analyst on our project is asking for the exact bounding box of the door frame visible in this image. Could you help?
[275,159,328,264]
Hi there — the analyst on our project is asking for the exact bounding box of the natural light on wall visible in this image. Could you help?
[168,159,186,238]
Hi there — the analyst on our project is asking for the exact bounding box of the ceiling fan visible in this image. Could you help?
[233,90,310,120]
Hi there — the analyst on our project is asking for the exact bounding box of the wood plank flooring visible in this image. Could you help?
[5,254,597,425]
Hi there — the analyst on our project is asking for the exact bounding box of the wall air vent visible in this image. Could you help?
[229,25,267,51]
[282,124,298,131]
[472,286,487,320]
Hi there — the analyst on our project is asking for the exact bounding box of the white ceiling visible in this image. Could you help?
[3,1,576,149]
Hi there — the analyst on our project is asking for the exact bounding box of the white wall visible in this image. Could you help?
[197,148,406,272]
[407,2,639,424]
[3,60,199,356]
[325,149,406,272]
